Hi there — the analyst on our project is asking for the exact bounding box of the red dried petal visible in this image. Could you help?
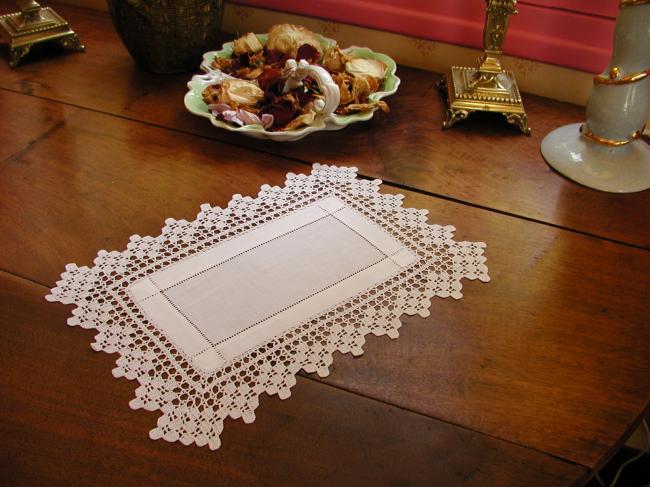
[265,49,289,66]
[262,99,297,129]
[296,90,316,106]
[296,44,321,63]
[237,53,250,67]
[258,68,284,94]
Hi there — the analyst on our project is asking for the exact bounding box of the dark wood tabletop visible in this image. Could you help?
[1,2,648,486]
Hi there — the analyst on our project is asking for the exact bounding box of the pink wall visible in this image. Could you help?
[230,0,618,73]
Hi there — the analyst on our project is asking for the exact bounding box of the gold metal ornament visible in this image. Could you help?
[438,0,531,135]
[0,0,84,67]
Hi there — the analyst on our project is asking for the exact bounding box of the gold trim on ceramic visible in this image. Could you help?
[580,124,644,146]
[594,68,650,85]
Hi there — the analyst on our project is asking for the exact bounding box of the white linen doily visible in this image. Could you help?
[47,164,489,450]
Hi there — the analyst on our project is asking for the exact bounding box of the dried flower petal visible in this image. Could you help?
[265,49,289,67]
[332,73,355,105]
[296,44,321,63]
[237,53,250,67]
[249,52,265,66]
[336,100,389,114]
[233,32,264,55]
[260,113,274,129]
[296,89,316,106]
[218,108,272,129]
[352,74,380,101]
[221,110,244,126]
[220,79,264,107]
[283,110,317,131]
[345,58,387,79]
[322,45,346,72]
[202,84,221,105]
[208,103,231,115]
[237,110,263,125]
[267,24,323,58]
[262,97,298,129]
[238,66,265,80]
[258,68,284,94]
[211,56,233,71]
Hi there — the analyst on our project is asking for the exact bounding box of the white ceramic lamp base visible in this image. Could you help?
[541,123,650,193]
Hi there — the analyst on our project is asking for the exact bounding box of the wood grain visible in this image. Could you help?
[1,89,648,473]
[0,1,648,248]
[322,186,650,470]
[0,89,301,285]
[0,271,587,486]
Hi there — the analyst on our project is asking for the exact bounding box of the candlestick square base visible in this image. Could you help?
[0,6,84,67]
[438,66,531,135]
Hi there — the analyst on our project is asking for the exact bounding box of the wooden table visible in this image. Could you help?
[1,3,648,486]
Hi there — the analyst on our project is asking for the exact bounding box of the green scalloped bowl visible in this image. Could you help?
[185,33,400,141]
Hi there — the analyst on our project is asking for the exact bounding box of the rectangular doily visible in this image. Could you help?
[47,164,489,450]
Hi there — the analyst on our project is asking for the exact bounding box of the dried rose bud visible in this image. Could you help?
[322,45,346,72]
[267,23,323,58]
[202,84,222,105]
[220,79,264,107]
[352,74,380,102]
[332,73,355,105]
[345,58,387,79]
[233,32,264,55]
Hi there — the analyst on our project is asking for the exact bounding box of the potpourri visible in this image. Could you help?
[203,24,389,132]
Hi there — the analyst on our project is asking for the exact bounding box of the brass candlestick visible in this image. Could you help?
[438,0,531,135]
[0,0,84,67]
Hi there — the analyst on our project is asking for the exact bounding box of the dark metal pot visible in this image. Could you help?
[107,0,224,74]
